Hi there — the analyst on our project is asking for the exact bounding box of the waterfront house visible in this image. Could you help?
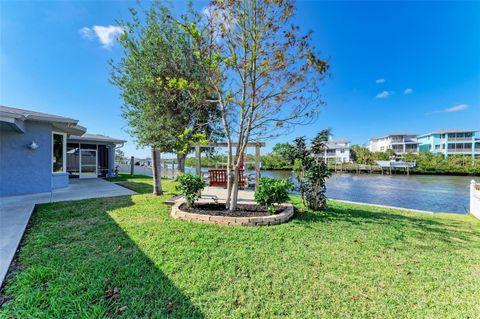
[367,133,419,154]
[325,139,351,163]
[417,129,480,158]
[0,105,125,196]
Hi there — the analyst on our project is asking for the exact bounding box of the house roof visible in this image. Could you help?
[68,133,126,145]
[417,129,478,138]
[0,105,78,124]
[327,139,350,149]
[328,138,349,143]
[0,106,125,142]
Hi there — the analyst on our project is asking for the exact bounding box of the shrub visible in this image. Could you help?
[177,173,207,207]
[254,177,293,214]
[288,129,331,210]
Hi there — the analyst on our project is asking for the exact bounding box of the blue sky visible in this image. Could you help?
[1,1,479,158]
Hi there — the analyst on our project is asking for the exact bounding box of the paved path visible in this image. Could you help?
[200,186,255,203]
[0,179,136,287]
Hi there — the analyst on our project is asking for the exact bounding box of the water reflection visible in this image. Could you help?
[261,170,477,214]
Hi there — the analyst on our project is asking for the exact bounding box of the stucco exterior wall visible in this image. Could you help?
[52,173,69,189]
[0,121,53,196]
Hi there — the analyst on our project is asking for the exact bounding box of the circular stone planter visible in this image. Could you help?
[170,199,294,226]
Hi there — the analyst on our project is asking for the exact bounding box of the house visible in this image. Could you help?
[0,105,125,196]
[417,129,480,158]
[325,139,351,163]
[367,133,419,154]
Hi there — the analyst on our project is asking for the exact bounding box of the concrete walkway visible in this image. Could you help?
[200,186,255,203]
[0,179,136,287]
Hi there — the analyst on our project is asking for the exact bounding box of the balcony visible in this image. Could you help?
[447,137,472,141]
[447,149,474,153]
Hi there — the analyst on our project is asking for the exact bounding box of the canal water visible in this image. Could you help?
[261,170,476,214]
[120,164,477,214]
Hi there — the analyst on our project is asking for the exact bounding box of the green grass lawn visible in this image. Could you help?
[1,174,480,318]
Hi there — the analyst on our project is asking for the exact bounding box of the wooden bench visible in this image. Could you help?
[208,169,247,187]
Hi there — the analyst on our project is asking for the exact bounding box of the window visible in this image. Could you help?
[435,144,441,150]
[52,133,66,173]
[340,149,345,153]
[380,146,384,151]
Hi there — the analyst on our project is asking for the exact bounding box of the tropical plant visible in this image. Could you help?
[176,173,207,207]
[288,129,331,210]
[254,177,293,214]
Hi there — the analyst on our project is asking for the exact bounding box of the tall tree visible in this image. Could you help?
[110,2,221,194]
[183,0,329,210]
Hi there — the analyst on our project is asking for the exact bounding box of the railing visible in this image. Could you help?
[447,149,474,153]
[447,137,472,141]
[470,180,480,220]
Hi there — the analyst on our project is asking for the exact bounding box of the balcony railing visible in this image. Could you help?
[447,137,473,141]
[448,149,475,153]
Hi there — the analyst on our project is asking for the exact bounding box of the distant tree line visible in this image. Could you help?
[350,145,480,174]
[186,143,480,175]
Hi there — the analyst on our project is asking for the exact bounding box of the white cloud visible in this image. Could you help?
[78,27,94,40]
[404,88,413,95]
[375,78,386,84]
[375,91,390,99]
[79,25,124,49]
[426,103,469,115]
[444,104,468,112]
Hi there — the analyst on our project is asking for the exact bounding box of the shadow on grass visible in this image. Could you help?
[0,193,203,318]
[292,201,479,246]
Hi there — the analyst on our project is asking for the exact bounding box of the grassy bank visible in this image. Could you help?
[1,175,479,318]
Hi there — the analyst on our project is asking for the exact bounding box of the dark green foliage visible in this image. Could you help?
[110,2,222,153]
[254,177,293,213]
[288,129,331,210]
[176,173,207,206]
[406,152,480,174]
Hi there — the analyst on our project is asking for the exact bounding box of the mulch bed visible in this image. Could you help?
[179,203,285,217]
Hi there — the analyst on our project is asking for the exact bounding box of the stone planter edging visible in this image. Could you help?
[170,198,294,226]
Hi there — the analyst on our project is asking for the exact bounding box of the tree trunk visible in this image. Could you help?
[151,148,163,196]
[225,144,233,210]
[229,166,240,211]
[176,152,186,174]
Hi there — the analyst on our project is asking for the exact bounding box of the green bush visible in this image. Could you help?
[254,177,293,214]
[176,173,207,207]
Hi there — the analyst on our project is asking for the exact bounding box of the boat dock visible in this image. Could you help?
[332,161,416,175]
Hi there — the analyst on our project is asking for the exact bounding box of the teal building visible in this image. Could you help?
[417,129,480,158]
